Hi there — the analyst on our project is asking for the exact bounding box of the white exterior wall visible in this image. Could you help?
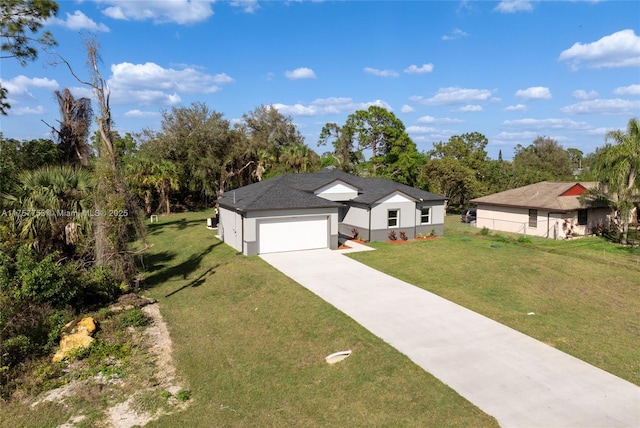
[475,205,613,239]
[314,181,359,201]
[218,207,244,252]
[342,204,369,228]
[371,193,416,230]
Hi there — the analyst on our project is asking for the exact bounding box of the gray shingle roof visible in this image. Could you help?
[217,169,446,212]
[470,181,599,211]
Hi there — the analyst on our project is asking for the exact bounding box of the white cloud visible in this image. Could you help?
[272,97,392,117]
[107,62,232,105]
[559,29,640,69]
[515,86,552,100]
[613,84,640,96]
[414,87,493,105]
[363,67,399,77]
[572,89,599,100]
[407,126,439,134]
[442,28,469,41]
[401,104,415,113]
[561,98,640,115]
[417,116,464,124]
[48,10,110,32]
[99,0,215,24]
[404,63,434,74]
[503,118,592,130]
[495,131,538,140]
[505,104,528,112]
[0,75,59,102]
[284,67,317,80]
[230,0,260,13]
[458,105,483,112]
[12,105,46,116]
[494,0,533,13]
[124,109,161,118]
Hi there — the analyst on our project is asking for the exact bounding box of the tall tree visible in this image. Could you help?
[1,0,59,114]
[279,142,319,174]
[426,133,491,205]
[345,106,410,175]
[587,118,640,244]
[240,105,303,180]
[58,37,143,283]
[317,122,359,173]
[45,88,93,166]
[512,136,572,185]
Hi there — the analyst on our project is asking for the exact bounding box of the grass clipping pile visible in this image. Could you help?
[33,294,189,427]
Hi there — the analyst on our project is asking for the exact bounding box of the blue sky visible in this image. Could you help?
[2,0,639,159]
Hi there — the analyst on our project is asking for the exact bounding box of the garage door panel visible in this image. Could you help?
[259,217,328,254]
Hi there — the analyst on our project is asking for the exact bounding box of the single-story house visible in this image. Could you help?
[216,169,446,255]
[469,181,612,239]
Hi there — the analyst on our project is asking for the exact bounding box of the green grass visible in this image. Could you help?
[141,212,498,427]
[348,215,640,386]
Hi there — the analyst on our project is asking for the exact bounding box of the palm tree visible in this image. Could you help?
[151,160,179,215]
[592,118,640,244]
[2,165,93,252]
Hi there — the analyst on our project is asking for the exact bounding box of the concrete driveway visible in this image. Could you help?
[261,248,640,428]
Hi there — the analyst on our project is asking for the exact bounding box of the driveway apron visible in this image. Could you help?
[261,249,640,428]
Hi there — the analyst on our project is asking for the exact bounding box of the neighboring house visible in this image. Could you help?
[470,181,613,239]
[217,169,446,255]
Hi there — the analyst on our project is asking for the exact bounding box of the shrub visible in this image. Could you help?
[416,233,424,239]
[388,230,397,241]
[430,229,436,237]
[399,231,408,241]
[176,389,191,402]
[351,228,359,239]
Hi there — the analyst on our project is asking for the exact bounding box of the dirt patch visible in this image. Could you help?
[36,301,187,428]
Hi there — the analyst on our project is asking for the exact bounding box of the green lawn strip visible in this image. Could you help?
[143,212,497,427]
[348,218,640,386]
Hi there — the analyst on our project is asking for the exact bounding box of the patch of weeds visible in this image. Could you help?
[492,234,511,244]
[481,227,490,236]
[71,340,131,379]
[175,389,191,402]
[517,236,533,244]
[118,308,150,329]
[161,390,172,399]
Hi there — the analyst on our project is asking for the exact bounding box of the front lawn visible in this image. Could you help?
[142,212,498,427]
[348,215,640,386]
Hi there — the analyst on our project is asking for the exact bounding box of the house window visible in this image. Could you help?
[420,207,431,224]
[388,210,399,228]
[528,209,537,228]
[578,209,587,225]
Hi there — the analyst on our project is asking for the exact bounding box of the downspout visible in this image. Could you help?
[414,200,419,238]
[368,205,372,242]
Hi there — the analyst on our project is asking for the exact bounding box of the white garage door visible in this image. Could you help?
[258,217,328,254]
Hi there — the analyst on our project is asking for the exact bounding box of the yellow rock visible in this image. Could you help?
[52,317,98,363]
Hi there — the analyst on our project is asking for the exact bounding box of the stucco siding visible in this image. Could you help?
[314,181,359,201]
[218,207,244,253]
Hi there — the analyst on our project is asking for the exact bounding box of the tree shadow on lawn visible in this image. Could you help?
[164,265,220,298]
[147,217,207,234]
[140,250,177,274]
[142,242,222,289]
